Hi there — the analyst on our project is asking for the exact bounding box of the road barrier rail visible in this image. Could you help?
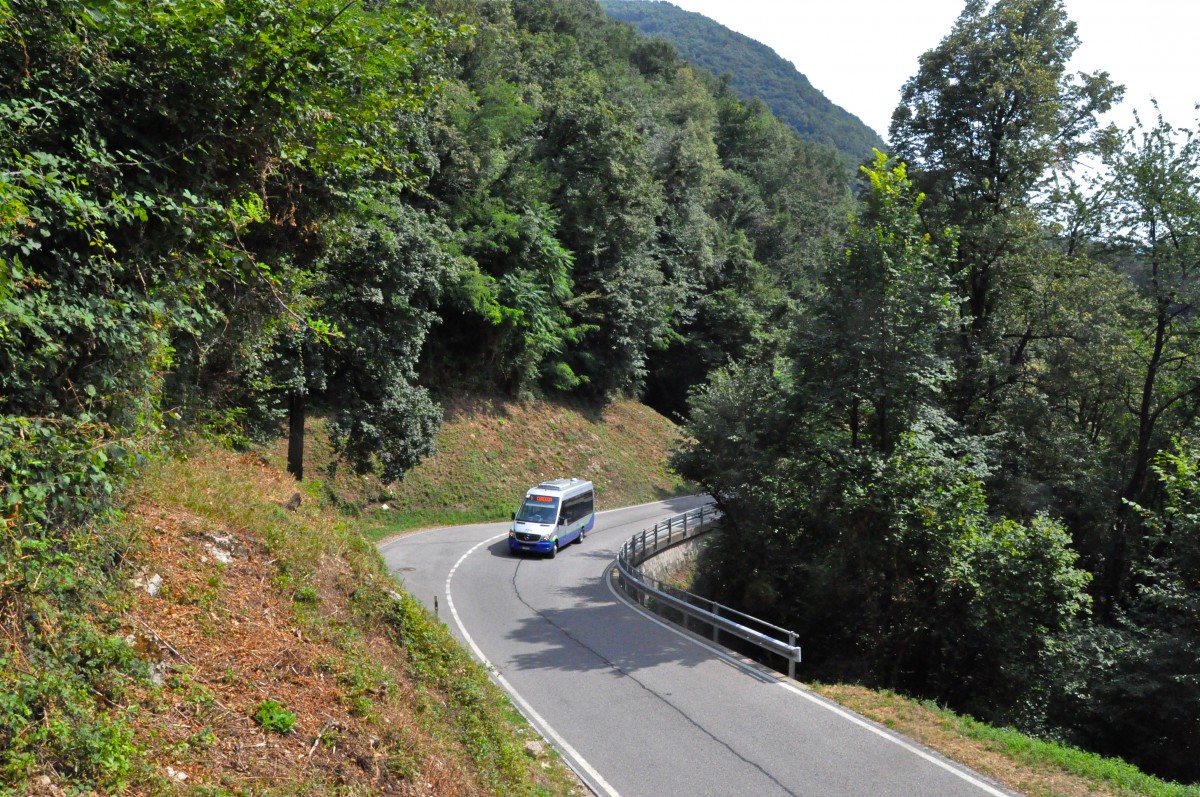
[614,503,802,678]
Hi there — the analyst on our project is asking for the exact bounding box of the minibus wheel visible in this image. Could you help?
[548,540,558,559]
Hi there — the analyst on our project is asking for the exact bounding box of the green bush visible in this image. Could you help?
[251,700,297,734]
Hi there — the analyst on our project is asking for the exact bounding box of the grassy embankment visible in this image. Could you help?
[813,685,1200,797]
[282,395,694,541]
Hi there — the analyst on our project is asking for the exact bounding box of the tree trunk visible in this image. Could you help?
[287,391,305,481]
[1103,245,1169,613]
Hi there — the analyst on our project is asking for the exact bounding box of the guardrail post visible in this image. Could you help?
[788,632,798,679]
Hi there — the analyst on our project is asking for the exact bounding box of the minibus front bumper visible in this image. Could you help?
[509,531,555,554]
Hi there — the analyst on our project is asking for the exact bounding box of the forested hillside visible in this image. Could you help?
[3,0,1200,790]
[598,0,885,161]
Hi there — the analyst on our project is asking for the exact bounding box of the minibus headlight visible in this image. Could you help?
[540,533,553,541]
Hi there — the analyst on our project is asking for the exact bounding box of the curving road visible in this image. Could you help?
[378,497,1019,797]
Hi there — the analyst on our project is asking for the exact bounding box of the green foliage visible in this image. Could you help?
[669,0,1200,782]
[2,0,462,472]
[312,197,455,482]
[889,0,1120,426]
[1,416,125,526]
[419,0,852,404]
[795,151,956,453]
[676,119,1091,736]
[1065,107,1200,609]
[538,68,667,395]
[1101,109,1200,512]
[890,0,1119,210]
[1136,442,1200,621]
[251,699,297,734]
[680,376,1090,716]
[0,418,143,790]
[1059,439,1200,783]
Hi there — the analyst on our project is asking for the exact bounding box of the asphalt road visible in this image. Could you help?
[378,497,1020,797]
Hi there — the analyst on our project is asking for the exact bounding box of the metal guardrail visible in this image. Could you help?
[614,503,802,679]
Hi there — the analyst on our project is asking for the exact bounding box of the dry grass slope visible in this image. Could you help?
[283,394,694,539]
[110,445,584,796]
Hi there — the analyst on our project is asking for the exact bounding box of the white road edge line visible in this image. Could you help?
[446,533,623,797]
[605,566,1014,797]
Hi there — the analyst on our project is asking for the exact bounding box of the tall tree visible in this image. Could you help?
[889,0,1120,422]
[542,69,668,395]
[244,197,457,483]
[795,152,956,453]
[1100,439,1200,782]
[1098,111,1200,606]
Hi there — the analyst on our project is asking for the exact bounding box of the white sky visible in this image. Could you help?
[651,0,1200,140]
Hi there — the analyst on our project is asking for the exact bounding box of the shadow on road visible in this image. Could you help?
[487,536,611,560]
[500,552,716,678]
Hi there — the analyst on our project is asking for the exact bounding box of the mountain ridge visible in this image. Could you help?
[599,0,885,162]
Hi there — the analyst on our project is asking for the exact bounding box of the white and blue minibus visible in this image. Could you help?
[508,478,595,558]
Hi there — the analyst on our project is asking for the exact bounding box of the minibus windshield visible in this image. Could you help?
[515,496,559,524]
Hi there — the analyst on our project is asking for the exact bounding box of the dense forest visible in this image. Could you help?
[674,0,1200,783]
[2,0,1198,789]
[598,0,885,161]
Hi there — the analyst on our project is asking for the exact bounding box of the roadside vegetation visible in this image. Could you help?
[812,685,1200,797]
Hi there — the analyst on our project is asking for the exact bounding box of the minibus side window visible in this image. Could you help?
[561,491,594,524]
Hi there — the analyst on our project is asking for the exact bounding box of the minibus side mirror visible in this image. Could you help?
[558,516,566,526]
[511,512,515,521]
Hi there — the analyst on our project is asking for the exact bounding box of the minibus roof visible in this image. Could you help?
[528,478,592,496]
